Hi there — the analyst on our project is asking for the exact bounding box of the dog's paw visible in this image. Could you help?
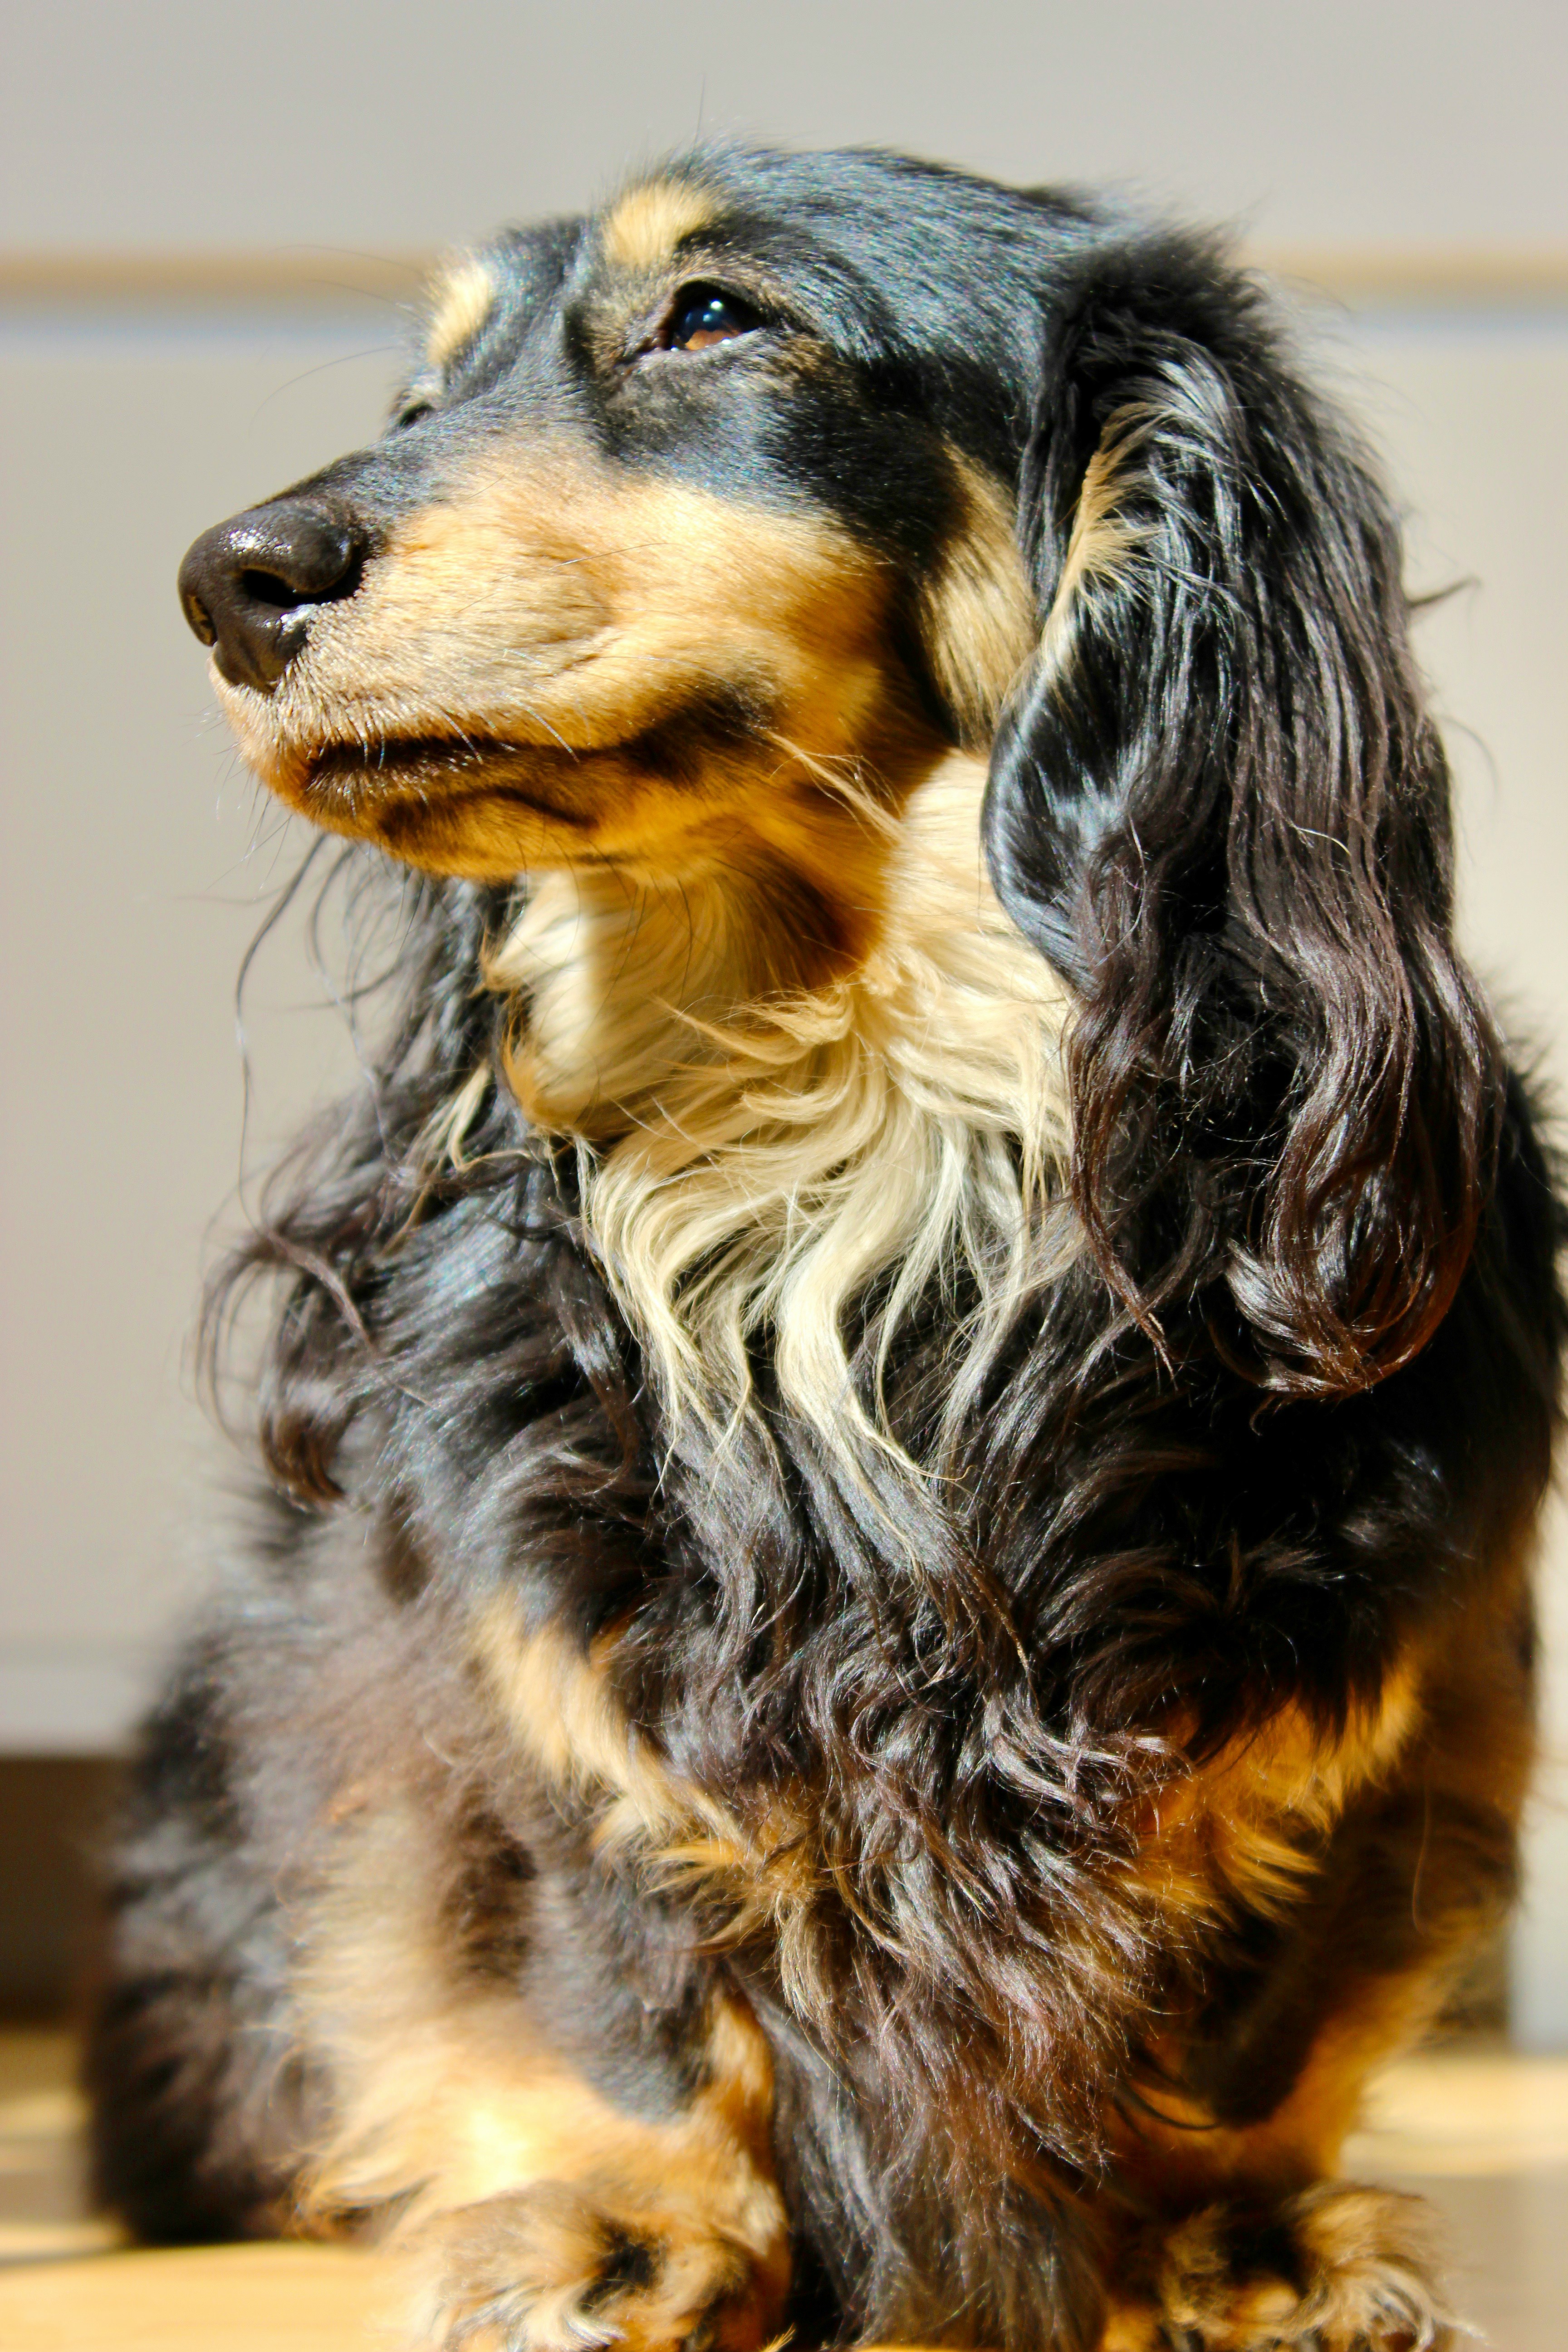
[1102,2183,1454,2352]
[406,2176,786,2352]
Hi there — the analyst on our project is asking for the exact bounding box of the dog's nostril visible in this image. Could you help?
[177,500,367,693]
[240,566,323,612]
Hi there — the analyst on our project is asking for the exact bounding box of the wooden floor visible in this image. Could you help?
[2,2032,1565,2349]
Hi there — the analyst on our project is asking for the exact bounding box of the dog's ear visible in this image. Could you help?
[984,233,1501,1396]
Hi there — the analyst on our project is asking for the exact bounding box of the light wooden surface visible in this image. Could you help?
[0,2244,383,2352]
[3,2033,1566,2350]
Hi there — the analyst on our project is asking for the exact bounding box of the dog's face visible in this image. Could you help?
[179,153,1062,931]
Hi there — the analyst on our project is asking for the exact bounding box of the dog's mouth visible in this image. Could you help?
[303,735,592,827]
[245,686,801,876]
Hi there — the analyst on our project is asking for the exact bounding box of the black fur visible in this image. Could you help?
[90,145,1564,2352]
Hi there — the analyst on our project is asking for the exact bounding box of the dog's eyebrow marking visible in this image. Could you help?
[423,255,497,372]
[602,178,717,271]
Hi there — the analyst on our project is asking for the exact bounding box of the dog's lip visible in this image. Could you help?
[303,733,590,823]
[310,733,549,783]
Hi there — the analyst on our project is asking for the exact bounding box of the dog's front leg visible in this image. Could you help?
[293,1788,790,2352]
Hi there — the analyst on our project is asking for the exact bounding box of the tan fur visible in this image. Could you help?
[295,1797,790,2347]
[472,1608,823,2001]
[423,255,496,372]
[1102,1669,1431,2203]
[914,453,1035,744]
[602,180,717,272]
[1123,1666,1425,1940]
[212,443,915,883]
[482,769,896,1141]
[485,755,1076,1498]
[1111,1573,1536,2210]
[1102,2185,1452,2352]
[473,1608,745,1867]
[1039,416,1147,677]
[1118,1966,1440,2210]
[408,2175,782,2352]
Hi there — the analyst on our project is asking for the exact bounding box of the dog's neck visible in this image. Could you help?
[490,755,904,1142]
[485,753,1075,1484]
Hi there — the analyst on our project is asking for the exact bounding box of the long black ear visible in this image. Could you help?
[984,232,1502,1396]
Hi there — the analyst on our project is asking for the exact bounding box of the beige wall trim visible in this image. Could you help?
[1253,245,1568,306]
[3,245,1568,313]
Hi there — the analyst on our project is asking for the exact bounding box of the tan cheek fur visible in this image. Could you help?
[914,452,1035,745]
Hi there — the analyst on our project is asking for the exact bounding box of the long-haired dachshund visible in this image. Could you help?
[88,145,1564,2352]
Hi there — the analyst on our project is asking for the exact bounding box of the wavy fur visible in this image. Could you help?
[489,754,1074,1490]
[89,145,1564,2352]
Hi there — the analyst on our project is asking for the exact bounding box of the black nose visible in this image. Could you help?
[177,500,365,691]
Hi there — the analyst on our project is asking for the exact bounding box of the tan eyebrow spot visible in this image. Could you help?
[602,178,716,271]
[423,255,496,372]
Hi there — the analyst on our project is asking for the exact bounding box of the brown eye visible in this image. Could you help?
[666,286,764,353]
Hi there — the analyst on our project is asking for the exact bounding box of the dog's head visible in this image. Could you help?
[180,150,1068,949]
[182,145,1500,1400]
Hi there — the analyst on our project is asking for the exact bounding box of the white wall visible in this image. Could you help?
[4,0,1564,255]
[0,316,381,1746]
[1343,317,1568,2047]
[2,0,1564,2034]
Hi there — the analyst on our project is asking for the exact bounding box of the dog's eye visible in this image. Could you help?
[392,397,436,431]
[665,286,764,354]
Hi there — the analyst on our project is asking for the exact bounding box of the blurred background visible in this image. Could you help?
[1,0,1564,2070]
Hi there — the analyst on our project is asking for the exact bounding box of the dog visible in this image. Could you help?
[88,144,1564,2352]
